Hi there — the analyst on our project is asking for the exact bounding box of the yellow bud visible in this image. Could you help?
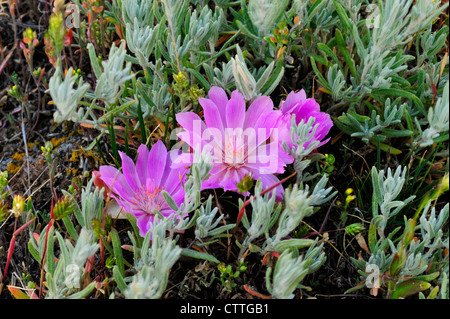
[345,194,356,205]
[439,173,449,193]
[345,188,354,195]
[11,194,25,218]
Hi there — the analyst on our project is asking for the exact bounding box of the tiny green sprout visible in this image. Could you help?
[0,201,9,223]
[237,174,254,194]
[91,215,113,238]
[41,141,54,165]
[52,195,76,220]
[218,259,247,293]
[345,223,365,236]
[32,67,43,79]
[321,153,335,174]
[0,171,9,202]
[7,85,23,102]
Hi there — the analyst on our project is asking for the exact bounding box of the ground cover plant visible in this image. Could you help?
[0,0,448,300]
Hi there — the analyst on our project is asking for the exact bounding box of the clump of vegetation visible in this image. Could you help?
[0,0,448,300]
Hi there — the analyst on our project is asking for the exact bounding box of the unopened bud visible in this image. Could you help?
[11,194,25,217]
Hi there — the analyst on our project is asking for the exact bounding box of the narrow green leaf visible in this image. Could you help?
[162,190,179,212]
[113,265,128,293]
[335,28,358,80]
[87,43,102,79]
[180,248,220,264]
[136,99,147,145]
[332,0,352,30]
[62,215,79,242]
[273,239,314,253]
[186,68,211,90]
[28,239,41,264]
[111,228,125,277]
[391,280,431,299]
[45,226,56,276]
[310,56,332,91]
[317,43,341,69]
[66,282,96,299]
[368,219,378,253]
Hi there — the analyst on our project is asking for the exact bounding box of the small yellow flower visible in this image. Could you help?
[345,195,356,204]
[345,188,354,195]
[11,194,25,218]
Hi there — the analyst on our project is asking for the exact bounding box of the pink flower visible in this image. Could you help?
[175,87,286,199]
[96,140,188,237]
[277,90,333,160]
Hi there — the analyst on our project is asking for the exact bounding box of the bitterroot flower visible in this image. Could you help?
[176,86,286,199]
[95,140,188,237]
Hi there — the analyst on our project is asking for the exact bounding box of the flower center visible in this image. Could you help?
[222,131,249,168]
[132,185,166,214]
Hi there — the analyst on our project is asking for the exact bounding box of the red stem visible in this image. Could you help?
[2,217,36,284]
[39,199,55,298]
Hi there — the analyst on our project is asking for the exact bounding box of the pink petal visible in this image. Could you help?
[244,96,274,129]
[147,140,168,187]
[136,144,150,186]
[208,86,229,124]
[200,97,225,132]
[136,214,154,237]
[226,90,246,129]
[99,165,135,202]
[119,151,141,192]
[281,90,306,114]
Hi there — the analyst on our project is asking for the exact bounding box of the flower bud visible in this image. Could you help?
[11,194,25,218]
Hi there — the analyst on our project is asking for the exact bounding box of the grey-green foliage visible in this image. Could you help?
[161,145,214,233]
[247,0,290,37]
[309,0,448,148]
[283,116,324,183]
[357,0,445,90]
[123,217,182,299]
[132,59,172,121]
[28,226,99,299]
[240,174,335,256]
[264,175,335,253]
[126,18,160,69]
[194,195,235,241]
[337,98,411,145]
[351,202,449,298]
[265,240,326,299]
[185,6,223,53]
[371,165,415,237]
[417,26,449,67]
[243,179,278,243]
[121,0,155,27]
[203,59,235,91]
[48,64,90,123]
[231,46,284,101]
[415,80,449,148]
[94,42,134,105]
[75,176,105,230]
